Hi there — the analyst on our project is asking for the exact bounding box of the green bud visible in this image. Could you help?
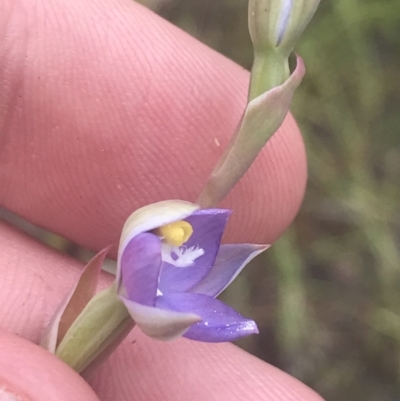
[249,0,320,55]
[248,0,320,99]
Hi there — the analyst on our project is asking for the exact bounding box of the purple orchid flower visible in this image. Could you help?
[116,200,268,342]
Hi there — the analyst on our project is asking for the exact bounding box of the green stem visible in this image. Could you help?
[56,287,133,373]
[248,50,290,101]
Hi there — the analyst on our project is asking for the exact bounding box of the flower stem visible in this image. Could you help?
[55,287,134,374]
[248,50,290,101]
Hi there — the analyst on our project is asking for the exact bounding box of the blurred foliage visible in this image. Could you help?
[136,0,400,400]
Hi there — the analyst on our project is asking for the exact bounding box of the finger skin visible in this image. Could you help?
[0,0,307,254]
[0,330,100,401]
[0,222,324,401]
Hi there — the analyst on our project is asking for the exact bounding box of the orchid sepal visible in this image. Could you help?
[157,293,259,342]
[120,297,202,341]
[191,243,270,297]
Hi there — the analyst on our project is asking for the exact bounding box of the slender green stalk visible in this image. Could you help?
[56,287,133,373]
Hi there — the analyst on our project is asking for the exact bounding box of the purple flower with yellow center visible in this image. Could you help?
[116,200,268,342]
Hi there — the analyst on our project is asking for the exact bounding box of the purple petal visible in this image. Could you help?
[119,233,162,306]
[156,293,258,342]
[120,297,201,341]
[190,244,268,297]
[159,209,231,294]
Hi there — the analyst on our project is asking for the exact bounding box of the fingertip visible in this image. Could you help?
[0,330,100,401]
[89,330,324,401]
[0,222,322,401]
[0,0,306,250]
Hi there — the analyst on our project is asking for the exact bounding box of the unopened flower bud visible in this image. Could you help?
[249,0,320,56]
[248,0,320,99]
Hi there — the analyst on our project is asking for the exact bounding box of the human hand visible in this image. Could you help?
[0,0,320,400]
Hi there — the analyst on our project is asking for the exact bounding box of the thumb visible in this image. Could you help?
[0,330,100,401]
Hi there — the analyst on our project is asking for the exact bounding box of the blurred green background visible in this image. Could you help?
[2,0,398,400]
[136,0,399,400]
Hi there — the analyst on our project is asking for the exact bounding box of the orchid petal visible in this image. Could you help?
[159,209,231,293]
[120,297,201,341]
[116,200,199,285]
[156,293,258,342]
[120,233,161,306]
[191,244,269,297]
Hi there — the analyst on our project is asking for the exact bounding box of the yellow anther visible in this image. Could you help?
[155,220,193,247]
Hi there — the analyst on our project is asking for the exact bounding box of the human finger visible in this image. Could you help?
[0,0,306,253]
[0,330,100,401]
[0,221,322,401]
